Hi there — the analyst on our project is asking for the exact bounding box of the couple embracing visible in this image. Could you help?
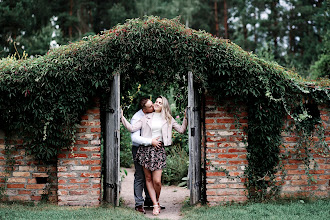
[121,96,187,216]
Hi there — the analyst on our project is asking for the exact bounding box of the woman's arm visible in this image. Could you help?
[121,114,143,132]
[172,116,188,134]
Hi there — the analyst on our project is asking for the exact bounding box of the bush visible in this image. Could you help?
[162,145,189,185]
[120,125,133,168]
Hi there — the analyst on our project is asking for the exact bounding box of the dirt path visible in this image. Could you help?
[120,167,190,219]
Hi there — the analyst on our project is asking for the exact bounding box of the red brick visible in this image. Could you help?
[91,166,101,171]
[218,154,238,159]
[206,190,216,196]
[284,137,298,142]
[69,179,89,184]
[91,128,101,133]
[301,186,319,191]
[216,119,236,123]
[31,196,42,201]
[80,160,101,165]
[58,184,79,190]
[80,184,90,189]
[206,149,227,153]
[205,124,227,130]
[80,147,101,152]
[287,170,305,175]
[26,184,45,189]
[206,172,226,177]
[70,190,89,195]
[58,179,67,184]
[318,175,330,180]
[312,180,327,185]
[309,170,325,174]
[92,184,101,188]
[288,159,302,164]
[91,153,101,158]
[206,184,227,189]
[228,148,247,153]
[76,140,89,145]
[321,115,329,121]
[28,179,37,184]
[57,166,67,172]
[68,153,88,159]
[57,154,67,159]
[80,173,100,178]
[77,128,87,133]
[229,160,248,165]
[18,190,31,195]
[284,165,298,170]
[291,180,308,185]
[7,184,25,188]
[205,119,215,124]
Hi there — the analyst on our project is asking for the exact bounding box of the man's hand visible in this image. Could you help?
[152,137,161,149]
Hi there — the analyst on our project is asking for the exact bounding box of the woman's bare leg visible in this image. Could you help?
[152,169,162,202]
[143,167,158,205]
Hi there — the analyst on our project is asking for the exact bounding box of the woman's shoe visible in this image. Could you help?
[152,204,160,216]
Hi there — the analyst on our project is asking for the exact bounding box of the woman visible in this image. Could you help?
[121,95,187,216]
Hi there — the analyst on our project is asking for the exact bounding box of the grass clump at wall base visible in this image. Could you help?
[181,199,330,220]
[0,202,149,220]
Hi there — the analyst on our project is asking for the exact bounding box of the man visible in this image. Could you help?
[131,97,162,214]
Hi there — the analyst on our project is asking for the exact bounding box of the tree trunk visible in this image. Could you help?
[223,0,228,39]
[69,0,73,39]
[214,1,219,37]
[271,1,278,52]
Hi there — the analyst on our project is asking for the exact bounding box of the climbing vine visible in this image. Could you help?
[0,16,329,200]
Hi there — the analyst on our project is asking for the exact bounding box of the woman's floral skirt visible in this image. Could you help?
[135,145,166,171]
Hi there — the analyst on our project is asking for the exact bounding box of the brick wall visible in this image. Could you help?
[0,99,102,206]
[57,99,102,206]
[0,131,58,203]
[204,96,248,205]
[279,104,330,198]
[204,96,329,205]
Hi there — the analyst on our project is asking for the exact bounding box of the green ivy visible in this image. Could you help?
[0,16,329,200]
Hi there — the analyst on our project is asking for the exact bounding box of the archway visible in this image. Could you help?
[103,71,202,206]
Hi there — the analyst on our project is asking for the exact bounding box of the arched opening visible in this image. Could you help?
[102,70,203,206]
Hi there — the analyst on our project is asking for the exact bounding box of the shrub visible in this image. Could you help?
[162,145,189,185]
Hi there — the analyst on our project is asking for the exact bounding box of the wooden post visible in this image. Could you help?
[104,73,120,206]
[188,71,201,205]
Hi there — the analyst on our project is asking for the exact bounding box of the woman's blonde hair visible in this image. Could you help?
[158,95,172,124]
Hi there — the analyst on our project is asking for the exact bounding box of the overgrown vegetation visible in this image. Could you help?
[0,16,329,201]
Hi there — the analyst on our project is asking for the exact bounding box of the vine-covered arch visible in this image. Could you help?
[0,16,329,202]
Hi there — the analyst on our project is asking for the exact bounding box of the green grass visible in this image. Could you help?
[0,202,148,220]
[182,199,330,220]
[1,199,329,220]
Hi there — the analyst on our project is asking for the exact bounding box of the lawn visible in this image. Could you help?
[182,199,330,220]
[0,199,329,220]
[0,203,148,220]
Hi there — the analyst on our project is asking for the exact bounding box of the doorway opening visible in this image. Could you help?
[102,71,203,207]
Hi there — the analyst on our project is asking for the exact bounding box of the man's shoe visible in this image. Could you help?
[144,199,153,208]
[135,205,146,214]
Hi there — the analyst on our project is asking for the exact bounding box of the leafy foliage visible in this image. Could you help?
[0,16,329,199]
